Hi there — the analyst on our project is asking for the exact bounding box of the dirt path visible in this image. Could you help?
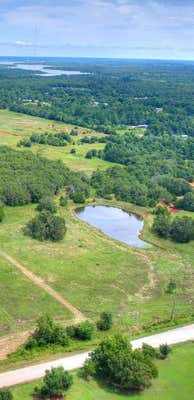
[0,331,31,361]
[0,250,86,324]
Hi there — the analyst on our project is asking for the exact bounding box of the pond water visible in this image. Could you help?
[76,205,149,248]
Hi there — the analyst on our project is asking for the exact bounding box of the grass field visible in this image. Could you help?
[0,109,193,362]
[0,199,193,340]
[11,342,194,400]
[0,109,113,173]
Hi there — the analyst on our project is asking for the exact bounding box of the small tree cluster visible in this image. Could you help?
[25,211,66,242]
[25,315,69,349]
[83,335,158,393]
[66,321,96,341]
[37,367,73,399]
[153,213,194,243]
[142,343,171,360]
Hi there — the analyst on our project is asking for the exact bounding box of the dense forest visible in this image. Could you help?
[1,59,194,136]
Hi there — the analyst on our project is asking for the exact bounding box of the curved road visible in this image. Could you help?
[0,324,194,388]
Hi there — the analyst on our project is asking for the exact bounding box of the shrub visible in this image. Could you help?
[75,321,96,341]
[25,211,66,241]
[0,388,13,400]
[59,195,68,207]
[37,196,57,214]
[87,335,158,392]
[97,312,113,331]
[25,315,69,349]
[40,367,73,398]
[159,344,171,359]
[71,191,85,204]
[142,343,157,359]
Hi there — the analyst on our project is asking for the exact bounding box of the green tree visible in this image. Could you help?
[176,192,194,212]
[153,213,171,238]
[170,216,194,243]
[0,388,13,400]
[37,196,57,214]
[88,335,158,392]
[75,321,96,341]
[159,344,171,359]
[59,195,68,207]
[40,367,73,398]
[97,312,113,331]
[26,212,66,242]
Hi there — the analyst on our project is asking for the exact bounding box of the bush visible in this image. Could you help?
[40,367,73,398]
[75,321,96,341]
[0,389,13,400]
[87,335,158,392]
[175,192,194,212]
[25,315,69,349]
[71,191,85,204]
[170,216,194,243]
[159,343,171,359]
[142,343,157,359]
[59,195,68,207]
[97,312,113,331]
[37,196,57,213]
[25,211,66,241]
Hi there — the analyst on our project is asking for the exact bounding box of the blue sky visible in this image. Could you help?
[0,0,194,59]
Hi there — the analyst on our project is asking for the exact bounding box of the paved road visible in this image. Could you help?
[0,324,194,388]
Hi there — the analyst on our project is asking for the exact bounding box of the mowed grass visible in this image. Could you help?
[0,259,72,336]
[0,109,113,173]
[12,342,194,400]
[0,199,193,338]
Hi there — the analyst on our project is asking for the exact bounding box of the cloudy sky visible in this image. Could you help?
[0,0,194,59]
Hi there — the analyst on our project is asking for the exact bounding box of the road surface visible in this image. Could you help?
[0,323,194,388]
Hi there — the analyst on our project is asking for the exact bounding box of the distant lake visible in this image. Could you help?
[0,62,90,77]
[76,205,149,248]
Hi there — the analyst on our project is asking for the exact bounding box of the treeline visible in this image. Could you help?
[0,146,90,206]
[90,133,194,207]
[153,207,194,243]
[18,131,72,148]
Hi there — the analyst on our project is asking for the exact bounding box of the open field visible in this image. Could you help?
[11,342,194,400]
[0,110,113,173]
[0,256,72,337]
[0,199,193,341]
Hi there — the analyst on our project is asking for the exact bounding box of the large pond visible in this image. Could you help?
[76,205,149,248]
[0,62,90,77]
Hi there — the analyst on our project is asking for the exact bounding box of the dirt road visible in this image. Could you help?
[0,250,85,323]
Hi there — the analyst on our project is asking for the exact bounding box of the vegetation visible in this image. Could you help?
[37,367,73,398]
[25,315,69,350]
[18,131,72,148]
[25,212,67,242]
[0,389,13,400]
[96,312,113,331]
[153,212,194,243]
[84,335,158,392]
[175,192,194,212]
